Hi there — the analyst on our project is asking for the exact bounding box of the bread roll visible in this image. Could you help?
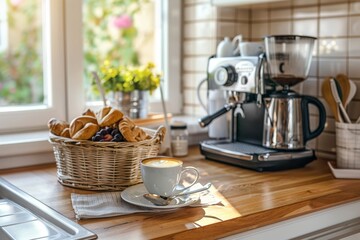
[97,106,124,127]
[48,118,69,136]
[82,108,96,118]
[118,117,151,142]
[70,116,99,140]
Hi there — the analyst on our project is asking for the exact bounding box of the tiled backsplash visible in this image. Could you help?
[182,0,360,158]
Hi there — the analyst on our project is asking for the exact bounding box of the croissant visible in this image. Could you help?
[69,116,99,140]
[118,117,151,142]
[82,108,96,118]
[48,118,69,136]
[97,106,124,127]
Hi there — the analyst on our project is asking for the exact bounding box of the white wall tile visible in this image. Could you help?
[237,9,250,21]
[320,3,348,17]
[349,16,360,36]
[236,23,250,39]
[251,22,269,39]
[183,89,195,104]
[183,39,217,55]
[346,101,360,120]
[293,0,319,6]
[217,7,237,20]
[293,7,318,19]
[184,4,216,22]
[217,21,237,39]
[182,73,207,88]
[251,9,269,21]
[270,21,291,35]
[270,8,291,20]
[293,19,318,37]
[320,17,348,37]
[302,77,318,96]
[350,2,360,15]
[317,132,336,153]
[348,58,360,78]
[318,38,347,57]
[348,37,360,57]
[183,56,209,72]
[318,58,347,77]
[184,21,216,38]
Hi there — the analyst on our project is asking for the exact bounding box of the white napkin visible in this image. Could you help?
[71,183,220,220]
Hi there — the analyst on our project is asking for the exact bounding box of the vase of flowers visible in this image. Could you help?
[98,61,161,118]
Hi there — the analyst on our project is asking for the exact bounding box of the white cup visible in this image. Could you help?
[239,42,264,56]
[140,156,199,197]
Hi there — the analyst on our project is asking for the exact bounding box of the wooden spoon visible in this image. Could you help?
[322,77,340,122]
[335,74,351,107]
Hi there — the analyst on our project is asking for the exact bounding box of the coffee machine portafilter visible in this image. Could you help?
[199,35,325,171]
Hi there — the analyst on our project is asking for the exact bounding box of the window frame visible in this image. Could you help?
[65,0,182,121]
[0,0,182,167]
[0,0,67,133]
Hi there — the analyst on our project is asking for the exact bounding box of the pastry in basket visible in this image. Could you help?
[69,116,99,140]
[118,117,151,142]
[82,108,96,118]
[97,106,124,127]
[48,118,70,137]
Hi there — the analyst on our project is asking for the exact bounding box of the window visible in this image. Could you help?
[0,0,66,133]
[0,0,8,52]
[0,0,181,165]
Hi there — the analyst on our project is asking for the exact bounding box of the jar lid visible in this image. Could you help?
[170,121,187,129]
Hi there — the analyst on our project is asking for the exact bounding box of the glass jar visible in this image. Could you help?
[170,121,188,157]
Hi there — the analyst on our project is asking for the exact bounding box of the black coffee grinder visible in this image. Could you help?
[199,35,326,171]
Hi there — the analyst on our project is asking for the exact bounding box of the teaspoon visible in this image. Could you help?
[143,182,212,206]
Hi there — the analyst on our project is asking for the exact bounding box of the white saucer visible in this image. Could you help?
[121,184,200,209]
[328,161,360,179]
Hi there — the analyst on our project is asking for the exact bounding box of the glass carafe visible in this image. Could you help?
[264,35,316,89]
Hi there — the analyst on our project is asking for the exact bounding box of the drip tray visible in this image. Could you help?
[0,177,97,240]
[200,140,316,171]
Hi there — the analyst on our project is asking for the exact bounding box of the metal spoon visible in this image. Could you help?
[143,182,212,206]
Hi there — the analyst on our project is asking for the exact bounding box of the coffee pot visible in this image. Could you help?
[262,35,326,150]
[263,92,326,150]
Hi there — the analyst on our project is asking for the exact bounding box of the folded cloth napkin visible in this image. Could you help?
[71,183,221,220]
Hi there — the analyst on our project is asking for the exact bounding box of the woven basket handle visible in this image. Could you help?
[153,126,166,143]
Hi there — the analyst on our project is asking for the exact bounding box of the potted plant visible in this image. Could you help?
[97,61,161,118]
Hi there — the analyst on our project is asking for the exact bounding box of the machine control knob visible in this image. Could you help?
[241,76,248,85]
[214,65,237,86]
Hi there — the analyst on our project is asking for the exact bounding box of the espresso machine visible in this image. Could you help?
[199,35,326,171]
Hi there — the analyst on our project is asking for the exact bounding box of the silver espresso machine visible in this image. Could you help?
[199,35,326,171]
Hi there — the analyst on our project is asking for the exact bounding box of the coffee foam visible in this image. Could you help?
[142,158,182,168]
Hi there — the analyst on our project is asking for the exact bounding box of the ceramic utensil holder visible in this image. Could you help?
[336,122,360,169]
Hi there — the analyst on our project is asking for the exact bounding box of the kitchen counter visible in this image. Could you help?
[1,147,360,239]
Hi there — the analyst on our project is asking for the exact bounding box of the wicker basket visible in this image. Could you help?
[49,126,166,191]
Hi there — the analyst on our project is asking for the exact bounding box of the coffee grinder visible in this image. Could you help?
[199,35,326,171]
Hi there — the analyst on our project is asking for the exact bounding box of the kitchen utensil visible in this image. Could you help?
[143,182,212,206]
[264,35,316,89]
[330,78,351,123]
[263,92,326,150]
[345,80,357,108]
[92,71,107,106]
[322,77,340,122]
[335,74,351,107]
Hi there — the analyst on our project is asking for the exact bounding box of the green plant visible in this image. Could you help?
[0,0,43,106]
[99,61,160,94]
[83,0,150,99]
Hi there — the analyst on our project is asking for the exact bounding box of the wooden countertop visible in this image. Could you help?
[1,147,360,239]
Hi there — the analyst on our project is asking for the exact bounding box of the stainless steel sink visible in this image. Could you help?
[0,177,97,240]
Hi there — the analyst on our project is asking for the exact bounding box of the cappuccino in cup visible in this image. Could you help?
[142,158,182,168]
[141,156,199,197]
